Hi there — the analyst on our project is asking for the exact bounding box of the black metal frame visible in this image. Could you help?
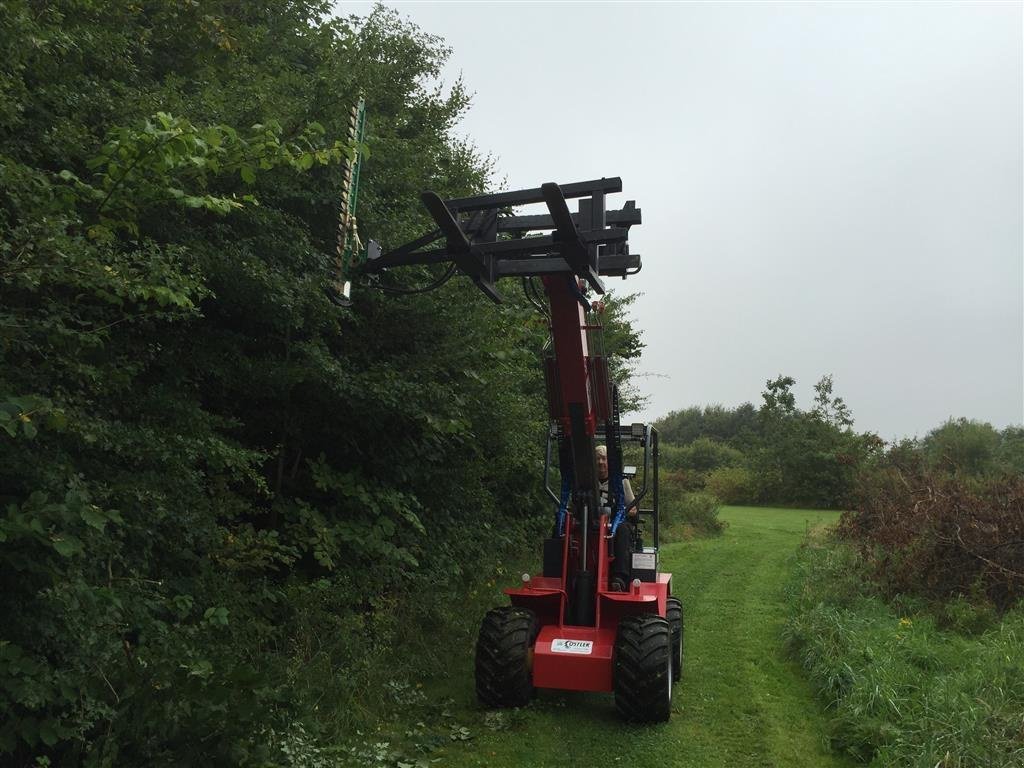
[362,178,642,302]
[543,423,661,554]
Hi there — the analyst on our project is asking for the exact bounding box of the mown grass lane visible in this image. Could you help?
[428,506,853,768]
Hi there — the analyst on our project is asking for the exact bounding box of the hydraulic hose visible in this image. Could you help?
[556,474,571,537]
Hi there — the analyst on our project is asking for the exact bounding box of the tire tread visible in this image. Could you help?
[666,596,684,680]
[613,614,672,722]
[475,607,538,707]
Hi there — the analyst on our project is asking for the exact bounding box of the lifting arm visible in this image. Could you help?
[359,179,643,614]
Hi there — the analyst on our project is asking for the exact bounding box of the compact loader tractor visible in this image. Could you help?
[345,175,681,722]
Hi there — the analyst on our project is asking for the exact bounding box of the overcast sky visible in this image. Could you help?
[336,1,1023,440]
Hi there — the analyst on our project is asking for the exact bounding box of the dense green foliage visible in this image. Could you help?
[656,379,1024,515]
[0,3,644,765]
[657,489,723,540]
[786,538,1024,767]
[919,418,1024,478]
[655,375,880,510]
[655,402,759,446]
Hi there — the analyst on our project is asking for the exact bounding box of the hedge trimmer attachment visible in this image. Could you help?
[328,97,378,307]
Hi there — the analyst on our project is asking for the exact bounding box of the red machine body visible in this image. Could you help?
[510,274,670,694]
[507,518,670,693]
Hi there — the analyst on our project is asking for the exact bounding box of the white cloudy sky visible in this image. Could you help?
[336,1,1023,439]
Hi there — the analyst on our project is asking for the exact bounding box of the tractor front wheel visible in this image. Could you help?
[475,607,539,707]
[614,614,673,722]
[666,596,684,680]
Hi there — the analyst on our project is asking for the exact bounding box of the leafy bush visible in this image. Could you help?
[654,403,759,446]
[922,418,1021,476]
[785,538,1024,767]
[656,375,882,510]
[678,492,724,534]
[675,437,744,473]
[659,481,723,540]
[704,465,757,505]
[659,438,743,494]
[655,458,704,493]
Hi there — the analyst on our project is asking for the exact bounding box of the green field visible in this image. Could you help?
[415,506,854,768]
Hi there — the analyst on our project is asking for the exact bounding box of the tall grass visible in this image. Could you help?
[784,538,1024,767]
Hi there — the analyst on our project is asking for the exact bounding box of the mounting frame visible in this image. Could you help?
[362,177,642,301]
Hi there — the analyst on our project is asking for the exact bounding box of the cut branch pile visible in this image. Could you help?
[841,469,1024,608]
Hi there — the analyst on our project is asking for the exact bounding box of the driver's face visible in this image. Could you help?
[597,452,608,481]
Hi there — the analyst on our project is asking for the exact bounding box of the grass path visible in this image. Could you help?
[424,506,853,768]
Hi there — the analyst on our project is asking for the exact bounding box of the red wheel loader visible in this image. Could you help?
[357,178,681,722]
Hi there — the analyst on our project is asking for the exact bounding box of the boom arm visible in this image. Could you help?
[361,179,643,621]
[363,178,640,494]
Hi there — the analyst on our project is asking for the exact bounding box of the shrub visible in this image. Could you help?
[678,491,724,534]
[653,403,759,446]
[659,485,723,540]
[0,4,574,764]
[660,438,742,475]
[658,439,743,494]
[705,465,757,504]
[679,437,744,473]
[922,418,1002,476]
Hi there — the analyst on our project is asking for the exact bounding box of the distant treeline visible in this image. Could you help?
[655,375,876,510]
[655,376,1024,511]
[655,378,1024,605]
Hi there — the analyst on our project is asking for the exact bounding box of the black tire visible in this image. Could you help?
[666,596,683,681]
[613,614,673,722]
[475,607,539,707]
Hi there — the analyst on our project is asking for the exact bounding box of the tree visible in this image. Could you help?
[811,374,853,429]
[654,402,759,446]
[2,4,627,763]
[922,418,1002,476]
[997,426,1024,475]
[761,375,797,418]
[749,375,869,508]
[598,291,647,413]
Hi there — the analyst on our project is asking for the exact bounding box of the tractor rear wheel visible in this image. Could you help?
[666,596,684,680]
[613,614,672,722]
[475,607,539,707]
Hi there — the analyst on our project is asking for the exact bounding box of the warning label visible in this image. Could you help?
[632,552,656,570]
